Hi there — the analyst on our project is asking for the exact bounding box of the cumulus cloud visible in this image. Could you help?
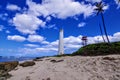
[26,0,95,19]
[0,25,4,31]
[38,35,82,54]
[11,0,109,35]
[6,4,21,11]
[12,13,45,34]
[41,41,50,44]
[7,34,47,43]
[78,22,86,27]
[6,30,10,34]
[7,32,120,55]
[103,5,109,10]
[17,35,82,54]
[26,0,49,17]
[7,35,26,42]
[24,44,39,47]
[114,0,120,9]
[111,32,120,42]
[36,47,58,52]
[27,35,45,43]
[47,24,57,29]
[85,0,101,3]
[46,16,51,21]
[35,32,120,54]
[0,13,8,21]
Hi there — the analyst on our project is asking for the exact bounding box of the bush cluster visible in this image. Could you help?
[72,42,120,56]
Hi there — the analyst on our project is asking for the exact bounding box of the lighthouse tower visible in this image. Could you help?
[58,29,64,55]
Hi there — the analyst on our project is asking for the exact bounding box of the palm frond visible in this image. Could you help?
[96,1,102,7]
[94,1,105,15]
[118,0,120,4]
[97,11,100,15]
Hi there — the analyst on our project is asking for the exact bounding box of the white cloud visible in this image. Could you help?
[6,4,21,11]
[64,36,82,51]
[78,22,86,27]
[0,13,8,21]
[18,47,57,55]
[4,13,8,16]
[36,47,58,52]
[7,34,46,43]
[111,32,120,42]
[103,5,109,10]
[27,35,45,43]
[24,44,39,47]
[7,32,120,55]
[46,16,51,21]
[9,0,110,35]
[6,30,10,33]
[7,35,26,42]
[26,0,95,19]
[13,13,45,34]
[0,25,4,31]
[47,24,57,29]
[114,0,120,9]
[85,0,101,3]
[16,35,82,54]
[11,0,108,35]
[26,0,49,17]
[41,41,50,44]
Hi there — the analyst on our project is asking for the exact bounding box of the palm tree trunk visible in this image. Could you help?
[101,12,110,43]
[99,23,106,43]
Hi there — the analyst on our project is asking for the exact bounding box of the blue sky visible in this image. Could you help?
[0,0,120,57]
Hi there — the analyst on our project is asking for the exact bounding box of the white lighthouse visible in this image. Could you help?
[58,29,64,55]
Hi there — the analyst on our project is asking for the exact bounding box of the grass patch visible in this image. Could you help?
[72,42,120,56]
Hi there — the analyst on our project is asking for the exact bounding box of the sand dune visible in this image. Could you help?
[8,55,120,80]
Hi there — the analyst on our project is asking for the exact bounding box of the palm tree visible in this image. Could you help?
[94,1,110,43]
[118,0,120,3]
[99,23,105,43]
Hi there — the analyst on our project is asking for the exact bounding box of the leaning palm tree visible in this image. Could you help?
[118,0,120,3]
[99,23,105,43]
[95,2,105,43]
[94,1,110,43]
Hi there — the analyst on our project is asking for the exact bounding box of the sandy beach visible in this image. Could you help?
[8,55,120,80]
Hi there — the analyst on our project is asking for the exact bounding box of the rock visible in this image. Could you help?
[0,61,18,79]
[50,59,64,63]
[33,59,43,61]
[45,58,51,60]
[50,59,57,63]
[103,57,116,60]
[42,77,50,80]
[0,77,6,80]
[46,77,50,80]
[0,61,19,71]
[19,61,35,67]
[25,76,31,80]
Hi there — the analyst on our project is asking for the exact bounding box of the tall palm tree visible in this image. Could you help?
[94,1,110,43]
[99,23,105,43]
[118,0,120,3]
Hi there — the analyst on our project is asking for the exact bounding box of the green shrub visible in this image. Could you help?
[72,42,120,56]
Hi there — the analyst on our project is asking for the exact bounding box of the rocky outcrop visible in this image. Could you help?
[50,59,64,63]
[19,61,35,67]
[0,61,19,79]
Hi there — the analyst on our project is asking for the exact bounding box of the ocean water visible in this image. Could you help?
[0,57,35,62]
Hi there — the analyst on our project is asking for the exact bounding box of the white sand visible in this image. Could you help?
[8,55,120,80]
